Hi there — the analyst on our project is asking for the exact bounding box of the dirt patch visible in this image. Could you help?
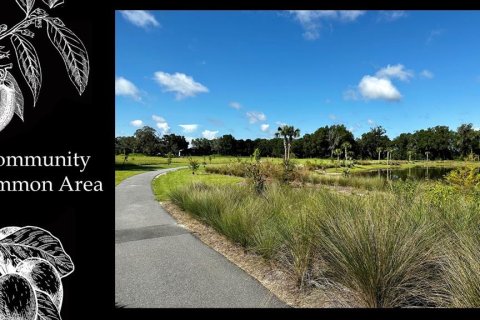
[161,201,343,308]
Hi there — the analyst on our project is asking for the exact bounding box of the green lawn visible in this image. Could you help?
[151,167,243,201]
[115,170,148,186]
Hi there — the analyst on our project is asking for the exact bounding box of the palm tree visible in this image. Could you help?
[341,142,352,165]
[376,147,383,162]
[425,151,431,162]
[407,150,414,162]
[386,147,394,166]
[334,148,342,165]
[275,125,300,164]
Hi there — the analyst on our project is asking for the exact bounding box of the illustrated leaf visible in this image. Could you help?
[45,18,89,95]
[42,0,64,9]
[15,0,35,15]
[36,290,62,320]
[0,226,74,277]
[11,34,42,106]
[5,71,25,121]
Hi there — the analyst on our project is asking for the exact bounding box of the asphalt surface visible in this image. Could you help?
[115,168,287,308]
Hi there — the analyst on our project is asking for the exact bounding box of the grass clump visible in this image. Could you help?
[166,178,479,307]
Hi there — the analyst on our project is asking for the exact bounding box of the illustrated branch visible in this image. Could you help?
[0,0,89,133]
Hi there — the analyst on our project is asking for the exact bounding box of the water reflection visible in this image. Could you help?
[356,166,453,181]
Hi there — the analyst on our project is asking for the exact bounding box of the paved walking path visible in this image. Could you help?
[115,168,286,308]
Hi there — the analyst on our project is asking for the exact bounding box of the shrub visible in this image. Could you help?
[444,166,480,189]
[188,157,200,174]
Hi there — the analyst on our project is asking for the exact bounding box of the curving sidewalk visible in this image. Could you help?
[115,168,287,308]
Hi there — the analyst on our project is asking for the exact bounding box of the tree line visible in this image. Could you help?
[115,123,480,161]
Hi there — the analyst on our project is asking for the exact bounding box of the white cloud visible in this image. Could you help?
[420,70,434,79]
[130,120,143,127]
[202,130,219,140]
[346,64,416,102]
[156,122,170,134]
[121,10,160,28]
[329,114,337,120]
[358,75,402,101]
[154,71,209,99]
[260,124,270,132]
[246,111,267,124]
[152,115,170,135]
[115,76,140,100]
[375,64,413,82]
[152,115,166,123]
[367,119,375,125]
[179,124,199,133]
[288,10,365,40]
[229,102,242,110]
[378,11,407,22]
[185,136,194,148]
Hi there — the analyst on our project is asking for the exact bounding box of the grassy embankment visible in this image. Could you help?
[166,179,479,307]
[151,167,243,201]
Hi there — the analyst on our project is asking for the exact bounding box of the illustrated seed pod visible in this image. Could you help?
[0,72,24,132]
[0,82,16,132]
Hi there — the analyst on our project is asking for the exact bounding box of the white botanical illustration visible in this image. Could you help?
[0,0,89,132]
[0,225,74,320]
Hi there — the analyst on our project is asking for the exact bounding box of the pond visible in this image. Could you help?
[354,166,454,181]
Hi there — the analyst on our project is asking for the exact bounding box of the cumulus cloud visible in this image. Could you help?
[229,102,242,110]
[345,64,417,102]
[115,76,140,100]
[420,70,434,79]
[246,111,267,124]
[375,64,413,82]
[378,10,407,22]
[130,120,143,127]
[288,10,366,40]
[121,10,160,28]
[358,75,402,101]
[202,130,219,140]
[154,71,209,99]
[260,124,270,132]
[179,124,199,133]
[152,115,170,135]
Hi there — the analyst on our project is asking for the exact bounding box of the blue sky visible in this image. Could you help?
[116,10,480,143]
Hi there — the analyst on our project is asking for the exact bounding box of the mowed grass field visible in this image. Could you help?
[151,167,243,201]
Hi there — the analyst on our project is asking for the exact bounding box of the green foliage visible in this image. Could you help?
[444,166,480,189]
[167,152,173,165]
[188,157,200,174]
[253,148,261,162]
[245,162,266,194]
